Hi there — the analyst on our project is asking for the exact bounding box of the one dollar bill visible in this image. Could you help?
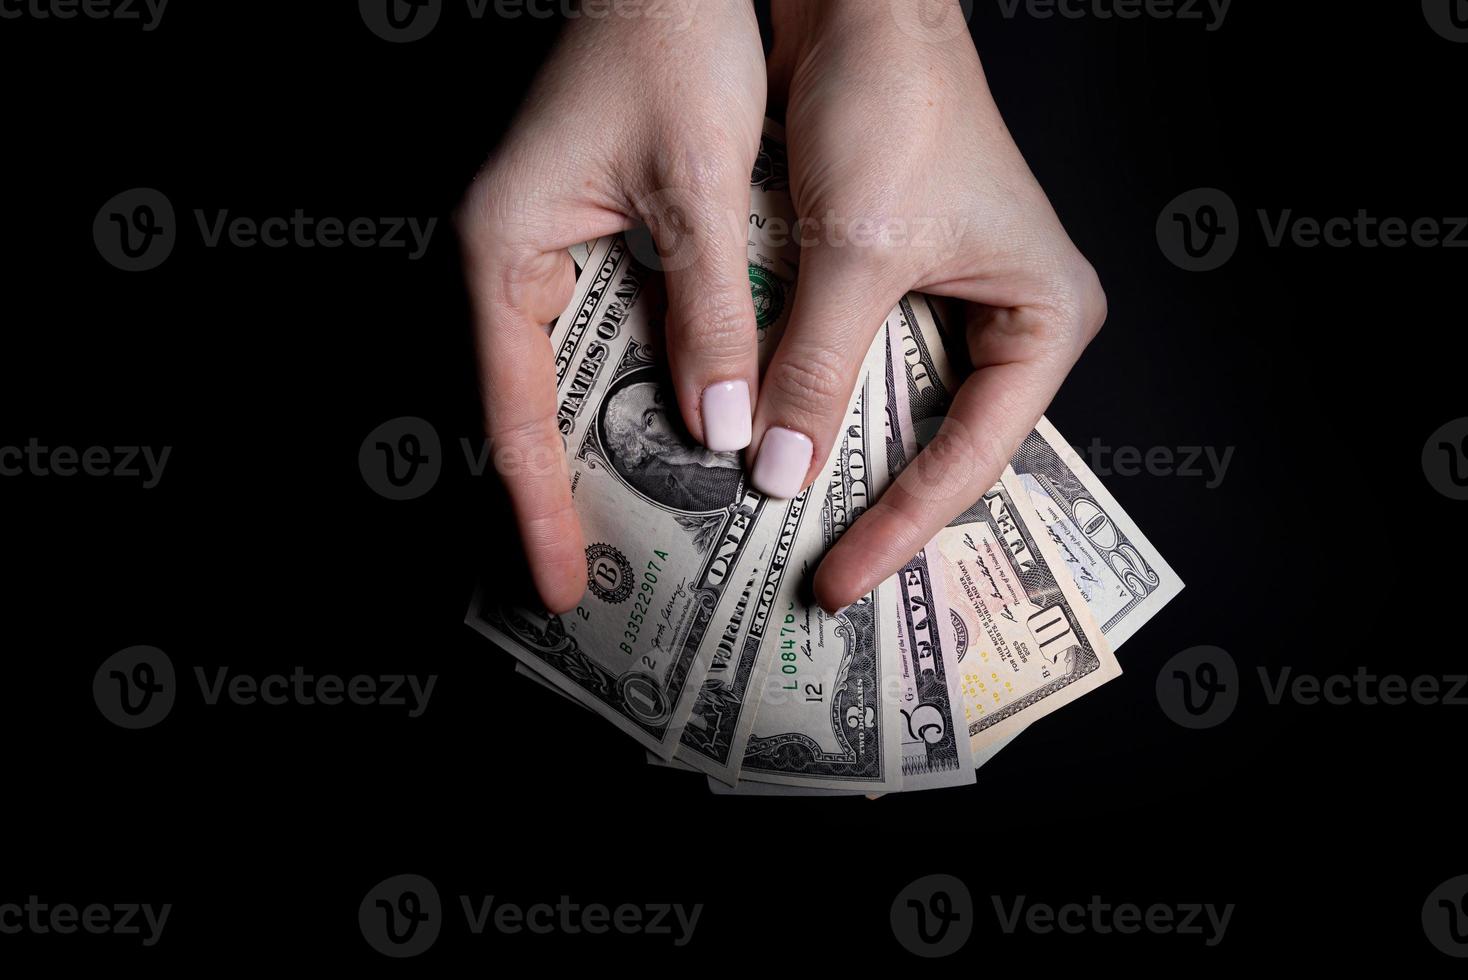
[467,232,783,758]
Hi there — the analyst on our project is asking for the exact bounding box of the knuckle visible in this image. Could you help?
[490,414,560,459]
[808,207,908,269]
[673,287,755,363]
[455,184,494,255]
[869,493,927,552]
[1069,258,1108,341]
[654,161,722,205]
[458,165,510,231]
[842,238,906,278]
[765,346,852,418]
[521,500,577,547]
[653,126,751,192]
[899,419,985,503]
[1046,254,1108,344]
[1018,254,1107,362]
[460,158,544,249]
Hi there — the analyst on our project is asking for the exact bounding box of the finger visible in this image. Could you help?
[748,249,905,498]
[813,304,1095,613]
[459,169,624,614]
[647,173,761,453]
[468,247,586,614]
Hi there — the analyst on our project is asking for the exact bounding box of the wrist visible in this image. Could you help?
[769,0,971,108]
[770,1,971,70]
[772,0,966,41]
[772,0,867,47]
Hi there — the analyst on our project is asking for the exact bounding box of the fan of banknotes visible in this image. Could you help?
[467,120,1182,796]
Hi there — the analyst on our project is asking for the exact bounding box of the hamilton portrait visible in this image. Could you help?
[598,371,744,513]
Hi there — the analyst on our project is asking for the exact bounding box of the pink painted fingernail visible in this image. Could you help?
[701,380,752,452]
[751,427,813,499]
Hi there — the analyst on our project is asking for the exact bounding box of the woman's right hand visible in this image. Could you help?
[457,2,767,613]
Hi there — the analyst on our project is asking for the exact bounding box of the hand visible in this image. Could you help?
[757,0,1107,612]
[457,2,766,613]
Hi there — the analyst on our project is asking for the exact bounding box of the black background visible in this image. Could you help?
[2,0,1465,968]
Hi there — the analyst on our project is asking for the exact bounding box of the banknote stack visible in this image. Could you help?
[467,121,1182,796]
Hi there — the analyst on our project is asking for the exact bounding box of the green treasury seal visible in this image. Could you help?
[748,263,785,333]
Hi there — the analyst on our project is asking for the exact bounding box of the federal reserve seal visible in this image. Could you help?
[586,543,634,604]
[749,263,786,332]
[950,608,969,663]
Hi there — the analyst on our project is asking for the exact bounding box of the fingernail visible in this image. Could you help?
[751,426,813,499]
[701,380,752,452]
